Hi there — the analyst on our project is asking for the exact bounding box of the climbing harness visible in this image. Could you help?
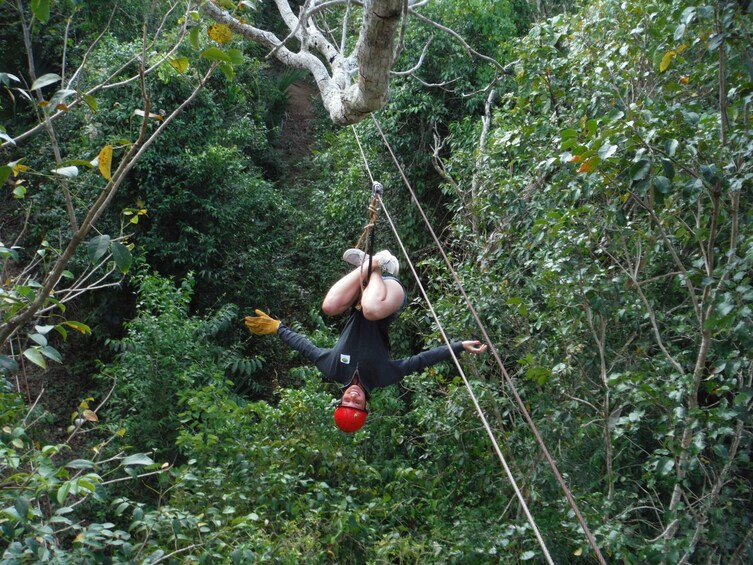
[350,119,608,565]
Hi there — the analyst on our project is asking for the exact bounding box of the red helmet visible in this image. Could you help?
[333,405,368,433]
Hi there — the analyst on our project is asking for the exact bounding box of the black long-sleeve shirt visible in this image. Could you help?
[278,309,465,395]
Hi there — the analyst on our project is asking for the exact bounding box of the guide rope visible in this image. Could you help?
[351,117,608,565]
[351,126,555,564]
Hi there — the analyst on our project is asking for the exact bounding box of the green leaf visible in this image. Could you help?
[30,0,50,22]
[49,88,77,108]
[121,453,155,466]
[0,355,19,372]
[57,482,72,505]
[82,93,98,112]
[31,72,60,90]
[111,242,132,274]
[67,459,95,470]
[13,185,26,199]
[218,62,235,80]
[168,57,190,73]
[226,48,244,65]
[734,387,753,407]
[661,159,676,179]
[23,347,47,369]
[585,119,597,139]
[14,497,29,522]
[189,26,201,50]
[29,333,48,346]
[657,457,675,475]
[0,72,21,86]
[598,143,617,159]
[665,139,679,157]
[41,346,63,363]
[653,176,671,194]
[630,160,651,181]
[87,235,111,263]
[201,47,231,62]
[0,165,11,185]
[59,159,95,168]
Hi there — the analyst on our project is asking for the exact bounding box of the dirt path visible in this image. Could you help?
[274,80,319,169]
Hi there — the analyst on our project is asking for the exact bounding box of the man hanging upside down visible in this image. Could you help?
[244,249,488,433]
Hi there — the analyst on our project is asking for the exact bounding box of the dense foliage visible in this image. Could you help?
[2,0,752,563]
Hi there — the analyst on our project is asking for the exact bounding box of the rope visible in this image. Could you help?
[369,115,607,565]
[376,192,555,564]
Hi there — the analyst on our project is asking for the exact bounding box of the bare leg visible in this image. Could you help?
[322,265,372,316]
[322,255,405,319]
[361,271,405,320]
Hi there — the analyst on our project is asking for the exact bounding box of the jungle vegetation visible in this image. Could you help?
[1,0,752,562]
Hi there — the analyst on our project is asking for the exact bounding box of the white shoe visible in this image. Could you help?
[374,250,399,276]
[343,248,367,267]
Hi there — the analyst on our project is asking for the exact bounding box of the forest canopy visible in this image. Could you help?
[1,0,752,563]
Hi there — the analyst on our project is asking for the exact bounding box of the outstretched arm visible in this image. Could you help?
[244,310,327,364]
[387,340,487,386]
[276,324,328,364]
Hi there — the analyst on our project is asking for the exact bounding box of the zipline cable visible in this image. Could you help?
[378,193,555,564]
[352,125,554,564]
[367,116,607,565]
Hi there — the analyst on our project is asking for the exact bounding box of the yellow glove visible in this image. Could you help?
[244,309,281,335]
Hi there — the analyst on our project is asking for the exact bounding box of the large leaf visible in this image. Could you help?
[87,234,111,263]
[23,347,47,369]
[30,0,50,22]
[0,355,19,372]
[98,145,113,180]
[201,47,231,62]
[121,453,155,466]
[168,57,190,73]
[14,497,29,523]
[111,241,132,274]
[40,346,63,363]
[189,26,201,50]
[226,48,244,65]
[82,93,98,112]
[0,72,21,86]
[30,72,60,90]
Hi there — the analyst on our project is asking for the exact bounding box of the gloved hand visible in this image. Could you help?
[244,309,281,335]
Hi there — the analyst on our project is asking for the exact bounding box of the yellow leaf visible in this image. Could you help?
[208,23,233,44]
[55,103,69,112]
[116,428,126,437]
[168,57,189,73]
[83,409,99,422]
[98,145,113,181]
[574,548,583,556]
[12,163,30,177]
[659,51,675,72]
[679,75,689,85]
[74,533,85,543]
